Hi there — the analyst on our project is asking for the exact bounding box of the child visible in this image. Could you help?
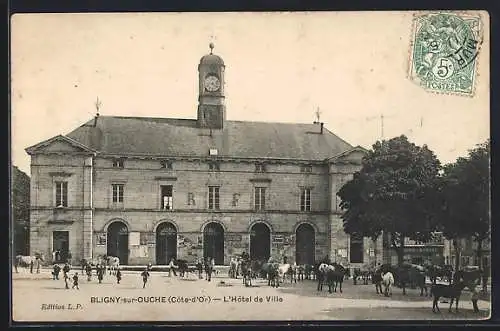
[52,264,61,280]
[72,273,79,290]
[471,285,480,313]
[141,268,150,288]
[86,264,93,281]
[116,268,122,284]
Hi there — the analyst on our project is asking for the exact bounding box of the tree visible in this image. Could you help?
[337,135,441,266]
[440,140,490,271]
[12,166,30,255]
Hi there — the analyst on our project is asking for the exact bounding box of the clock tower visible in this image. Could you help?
[197,43,226,129]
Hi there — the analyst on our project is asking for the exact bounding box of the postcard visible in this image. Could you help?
[10,11,490,322]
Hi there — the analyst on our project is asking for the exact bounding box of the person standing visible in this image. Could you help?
[196,258,203,279]
[471,285,480,313]
[97,264,104,284]
[72,273,79,290]
[85,263,93,281]
[29,259,34,274]
[67,251,73,267]
[35,257,41,274]
[141,268,150,288]
[116,268,122,284]
[168,258,177,277]
[204,257,213,282]
[52,264,61,280]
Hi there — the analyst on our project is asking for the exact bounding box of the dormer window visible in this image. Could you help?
[255,163,266,173]
[160,160,173,170]
[300,165,313,173]
[209,161,220,171]
[112,158,124,168]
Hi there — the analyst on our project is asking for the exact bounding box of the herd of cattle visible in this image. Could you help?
[15,254,485,313]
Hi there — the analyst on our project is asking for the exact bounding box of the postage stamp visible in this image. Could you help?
[408,11,484,96]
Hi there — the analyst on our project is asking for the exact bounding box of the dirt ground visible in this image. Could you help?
[11,268,491,322]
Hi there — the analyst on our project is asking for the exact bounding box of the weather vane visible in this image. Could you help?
[315,107,322,123]
[95,97,102,115]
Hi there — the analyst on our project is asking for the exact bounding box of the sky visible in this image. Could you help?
[11,12,490,175]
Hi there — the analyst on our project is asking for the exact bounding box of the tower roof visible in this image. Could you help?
[200,42,224,66]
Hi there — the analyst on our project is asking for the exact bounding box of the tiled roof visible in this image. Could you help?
[65,116,354,161]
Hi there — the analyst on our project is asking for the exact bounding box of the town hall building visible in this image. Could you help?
[26,43,379,266]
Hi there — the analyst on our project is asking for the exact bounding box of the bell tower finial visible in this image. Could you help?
[209,42,215,54]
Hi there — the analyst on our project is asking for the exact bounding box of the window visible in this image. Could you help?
[350,233,364,263]
[209,162,220,171]
[112,184,124,203]
[255,163,266,173]
[161,185,173,210]
[160,160,173,169]
[112,158,124,168]
[208,186,220,210]
[300,165,313,173]
[254,187,266,211]
[300,188,311,211]
[55,181,68,207]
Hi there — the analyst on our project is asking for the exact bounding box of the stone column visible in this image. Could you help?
[82,156,93,260]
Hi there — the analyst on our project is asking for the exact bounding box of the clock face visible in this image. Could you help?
[204,75,220,92]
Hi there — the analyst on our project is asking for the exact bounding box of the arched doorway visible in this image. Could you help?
[107,221,129,265]
[250,222,270,261]
[156,222,177,265]
[203,222,224,265]
[295,223,315,265]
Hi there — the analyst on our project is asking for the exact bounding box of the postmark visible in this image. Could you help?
[408,12,483,96]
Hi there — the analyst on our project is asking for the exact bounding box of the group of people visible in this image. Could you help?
[52,261,123,289]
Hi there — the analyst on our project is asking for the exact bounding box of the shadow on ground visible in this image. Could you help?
[320,306,490,320]
[274,280,434,302]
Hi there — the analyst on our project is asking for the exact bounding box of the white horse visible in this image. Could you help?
[382,271,395,297]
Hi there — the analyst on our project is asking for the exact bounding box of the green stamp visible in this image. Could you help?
[409,12,483,95]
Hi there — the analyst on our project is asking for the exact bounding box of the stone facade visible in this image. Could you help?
[26,45,371,266]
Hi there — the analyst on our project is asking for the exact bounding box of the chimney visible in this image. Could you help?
[320,122,324,134]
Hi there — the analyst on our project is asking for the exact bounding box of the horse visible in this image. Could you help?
[15,254,45,270]
[261,262,280,288]
[317,263,347,294]
[382,271,395,297]
[241,260,252,287]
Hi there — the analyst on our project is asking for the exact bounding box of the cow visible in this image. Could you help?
[382,271,395,297]
[431,281,467,313]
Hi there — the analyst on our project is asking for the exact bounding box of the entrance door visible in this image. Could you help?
[156,222,177,264]
[250,222,270,261]
[107,221,129,265]
[53,231,69,263]
[295,223,315,265]
[203,222,224,265]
